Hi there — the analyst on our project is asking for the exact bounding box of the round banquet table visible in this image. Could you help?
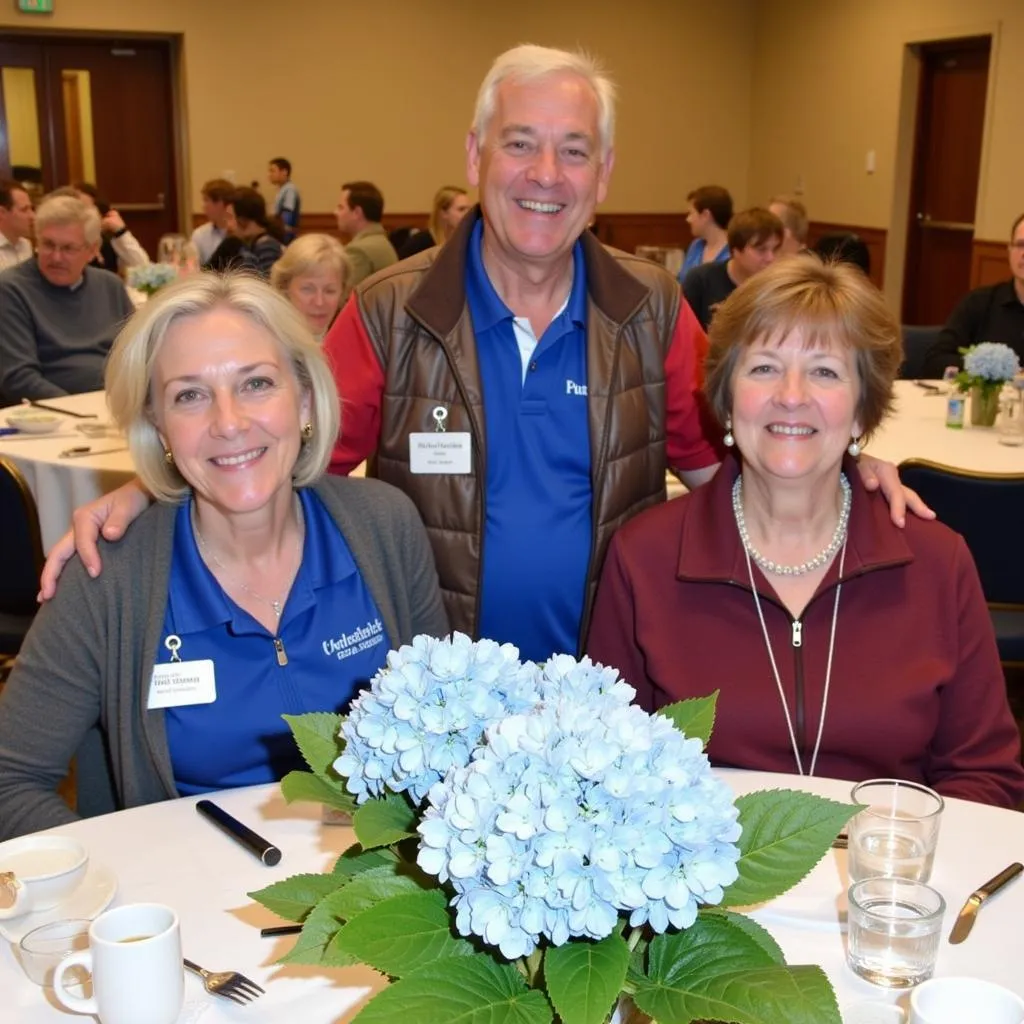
[0,392,136,553]
[1,771,1019,1023]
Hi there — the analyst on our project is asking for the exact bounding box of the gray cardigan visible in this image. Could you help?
[0,477,448,840]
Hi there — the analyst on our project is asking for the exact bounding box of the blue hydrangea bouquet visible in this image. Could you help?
[956,342,1021,426]
[127,262,178,296]
[251,634,857,1024]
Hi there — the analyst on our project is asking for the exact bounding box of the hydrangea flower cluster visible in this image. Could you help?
[416,672,741,959]
[962,342,1021,383]
[127,263,178,295]
[336,633,540,803]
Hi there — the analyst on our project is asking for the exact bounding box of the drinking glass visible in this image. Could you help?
[847,876,944,988]
[997,381,1024,446]
[18,918,91,986]
[157,234,187,266]
[848,779,943,883]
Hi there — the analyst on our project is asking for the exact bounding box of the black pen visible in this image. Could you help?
[195,799,282,866]
[260,924,303,937]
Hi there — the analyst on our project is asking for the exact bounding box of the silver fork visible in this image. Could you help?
[184,958,265,1004]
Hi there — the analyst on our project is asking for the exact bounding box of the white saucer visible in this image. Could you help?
[0,862,117,943]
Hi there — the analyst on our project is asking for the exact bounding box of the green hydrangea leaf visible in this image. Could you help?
[656,691,718,748]
[544,933,629,1024]
[353,955,553,1024]
[698,909,784,964]
[332,844,400,877]
[277,887,358,966]
[280,769,356,812]
[327,864,428,920]
[632,915,840,1024]
[332,890,475,978]
[721,790,858,907]
[353,792,417,850]
[282,712,344,779]
[247,872,345,923]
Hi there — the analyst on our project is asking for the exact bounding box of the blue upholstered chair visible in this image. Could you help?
[900,326,943,380]
[898,460,1024,666]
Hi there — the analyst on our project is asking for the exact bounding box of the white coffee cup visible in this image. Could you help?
[0,835,88,919]
[52,903,184,1024]
[910,976,1024,1024]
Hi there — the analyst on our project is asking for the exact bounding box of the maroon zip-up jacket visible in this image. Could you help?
[588,454,1024,808]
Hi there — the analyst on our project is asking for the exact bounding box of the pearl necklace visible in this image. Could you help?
[192,498,304,619]
[731,473,852,577]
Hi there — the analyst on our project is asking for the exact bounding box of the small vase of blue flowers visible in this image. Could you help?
[956,342,1022,426]
[251,633,858,1024]
[127,262,178,297]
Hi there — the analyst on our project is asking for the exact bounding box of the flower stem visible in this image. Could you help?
[523,948,544,986]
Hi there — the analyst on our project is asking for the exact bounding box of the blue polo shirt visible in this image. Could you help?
[160,488,390,794]
[466,221,592,663]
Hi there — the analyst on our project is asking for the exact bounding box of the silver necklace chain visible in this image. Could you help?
[192,498,304,619]
[741,522,848,777]
[732,473,852,576]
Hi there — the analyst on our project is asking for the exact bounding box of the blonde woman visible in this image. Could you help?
[399,185,472,258]
[270,233,349,339]
[0,272,446,840]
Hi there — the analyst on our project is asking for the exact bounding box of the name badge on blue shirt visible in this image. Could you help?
[147,634,217,709]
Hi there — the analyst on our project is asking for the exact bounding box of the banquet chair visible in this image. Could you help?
[898,460,1024,666]
[900,325,943,380]
[0,457,44,681]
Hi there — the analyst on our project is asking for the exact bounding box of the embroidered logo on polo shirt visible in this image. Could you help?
[322,618,385,660]
[565,379,588,396]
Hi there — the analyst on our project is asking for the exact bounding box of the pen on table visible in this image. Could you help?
[261,924,303,938]
[195,799,282,866]
[59,445,130,458]
[22,398,98,418]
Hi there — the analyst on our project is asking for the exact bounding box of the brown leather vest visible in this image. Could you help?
[355,210,681,652]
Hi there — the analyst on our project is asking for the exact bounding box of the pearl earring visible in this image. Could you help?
[847,436,862,457]
[723,418,735,448]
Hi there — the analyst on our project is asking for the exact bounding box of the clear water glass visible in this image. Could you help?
[997,381,1024,446]
[18,918,91,986]
[847,876,944,988]
[848,779,943,883]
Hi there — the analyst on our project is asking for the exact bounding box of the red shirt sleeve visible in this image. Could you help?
[323,296,385,475]
[664,299,721,471]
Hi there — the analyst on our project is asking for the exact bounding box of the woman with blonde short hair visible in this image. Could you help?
[589,255,1024,808]
[398,186,472,259]
[270,233,349,338]
[0,272,447,840]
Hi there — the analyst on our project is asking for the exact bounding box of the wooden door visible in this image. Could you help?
[902,38,990,325]
[0,35,178,258]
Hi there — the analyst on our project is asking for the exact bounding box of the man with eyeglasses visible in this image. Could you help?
[0,193,134,404]
[921,212,1024,378]
[0,179,35,271]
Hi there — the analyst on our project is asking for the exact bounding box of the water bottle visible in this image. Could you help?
[997,380,1024,446]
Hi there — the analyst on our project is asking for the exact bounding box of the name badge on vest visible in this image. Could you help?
[409,405,471,474]
[146,635,217,709]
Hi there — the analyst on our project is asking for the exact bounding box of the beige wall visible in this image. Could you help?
[749,0,1024,242]
[0,0,755,216]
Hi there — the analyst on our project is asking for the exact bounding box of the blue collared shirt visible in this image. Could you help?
[465,220,592,662]
[160,488,390,794]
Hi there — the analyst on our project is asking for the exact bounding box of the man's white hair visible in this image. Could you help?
[472,44,616,161]
[35,194,102,246]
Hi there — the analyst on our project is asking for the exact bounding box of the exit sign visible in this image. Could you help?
[17,0,54,12]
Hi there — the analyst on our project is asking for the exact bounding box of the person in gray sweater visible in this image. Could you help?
[0,273,447,840]
[0,193,135,404]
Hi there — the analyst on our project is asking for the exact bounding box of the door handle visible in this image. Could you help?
[916,214,974,231]
[111,201,165,212]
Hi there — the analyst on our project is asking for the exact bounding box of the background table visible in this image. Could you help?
[0,392,136,551]
[2,771,1019,1022]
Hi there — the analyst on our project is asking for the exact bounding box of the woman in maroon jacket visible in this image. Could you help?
[589,256,1024,808]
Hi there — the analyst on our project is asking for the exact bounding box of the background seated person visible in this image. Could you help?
[270,233,349,339]
[921,212,1024,378]
[208,187,284,278]
[0,177,35,271]
[678,184,732,280]
[589,256,1024,809]
[398,186,472,259]
[191,178,234,266]
[768,194,810,257]
[73,182,151,273]
[0,193,134,404]
[0,273,446,840]
[682,207,783,331]
[334,180,398,288]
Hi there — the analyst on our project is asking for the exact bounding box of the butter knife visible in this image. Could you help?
[948,862,1023,944]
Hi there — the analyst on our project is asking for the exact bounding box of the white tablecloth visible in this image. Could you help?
[0,392,136,551]
[1,771,1019,1022]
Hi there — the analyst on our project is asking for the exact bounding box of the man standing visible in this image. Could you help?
[334,181,398,289]
[682,207,783,330]
[921,212,1024,377]
[768,195,810,257]
[0,180,35,272]
[0,194,134,403]
[325,46,718,661]
[190,178,235,265]
[268,158,301,243]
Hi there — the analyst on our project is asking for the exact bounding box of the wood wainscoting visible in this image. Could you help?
[590,212,692,254]
[188,211,428,237]
[970,239,1009,288]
